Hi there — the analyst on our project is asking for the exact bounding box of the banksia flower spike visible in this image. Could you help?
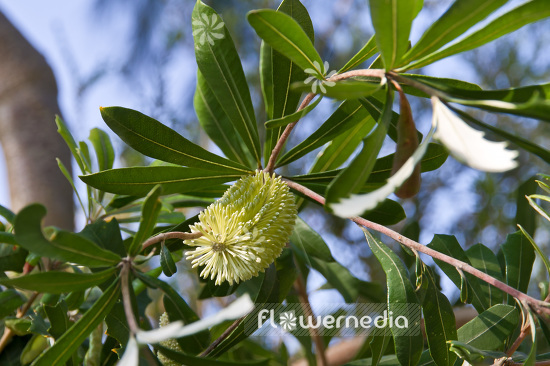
[185,171,297,285]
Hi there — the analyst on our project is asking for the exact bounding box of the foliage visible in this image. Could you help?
[1,0,550,365]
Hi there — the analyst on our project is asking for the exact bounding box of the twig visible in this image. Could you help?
[142,231,203,251]
[265,93,315,173]
[264,69,386,173]
[282,179,550,316]
[121,261,140,334]
[0,292,40,353]
[295,275,328,366]
[199,316,245,357]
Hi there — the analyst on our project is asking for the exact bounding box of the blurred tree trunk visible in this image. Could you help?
[0,11,73,229]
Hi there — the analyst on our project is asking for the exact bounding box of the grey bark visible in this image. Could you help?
[0,11,73,229]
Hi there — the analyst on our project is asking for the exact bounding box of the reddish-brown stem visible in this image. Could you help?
[265,93,315,173]
[295,275,328,366]
[0,292,40,353]
[283,179,550,316]
[199,316,245,357]
[121,261,140,334]
[142,231,203,251]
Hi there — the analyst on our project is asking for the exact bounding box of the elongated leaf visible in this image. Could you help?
[292,79,382,99]
[100,106,250,174]
[0,248,27,272]
[364,231,422,366]
[0,268,116,293]
[369,0,415,70]
[262,0,314,162]
[0,290,24,319]
[55,115,86,174]
[194,71,253,168]
[518,225,550,278]
[160,244,177,277]
[339,35,378,73]
[405,0,550,70]
[448,341,506,364]
[193,2,261,164]
[14,205,121,267]
[457,304,519,351]
[465,244,504,307]
[289,217,334,262]
[89,128,115,172]
[135,271,210,350]
[516,176,538,236]
[80,166,242,197]
[325,91,393,207]
[499,231,535,303]
[57,158,87,217]
[128,185,162,256]
[432,98,518,172]
[0,204,15,225]
[311,115,376,172]
[330,123,434,217]
[265,96,322,128]
[33,280,120,366]
[156,345,268,366]
[248,9,323,76]
[0,232,16,245]
[449,106,550,165]
[44,300,71,340]
[427,235,490,313]
[422,266,457,366]
[278,99,376,166]
[402,0,507,65]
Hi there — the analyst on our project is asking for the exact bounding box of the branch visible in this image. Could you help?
[142,231,203,251]
[295,275,328,366]
[199,316,245,357]
[282,179,550,316]
[264,68,386,173]
[121,261,140,334]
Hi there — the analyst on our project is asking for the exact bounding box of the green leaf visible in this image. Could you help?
[339,35,378,73]
[55,115,86,174]
[156,345,269,366]
[364,230,423,366]
[422,266,457,366]
[265,96,322,129]
[32,279,120,366]
[325,90,392,206]
[370,328,391,366]
[88,128,115,172]
[289,217,334,262]
[160,244,177,277]
[0,268,116,293]
[44,300,71,339]
[193,2,261,164]
[516,176,538,236]
[457,304,519,351]
[0,289,24,318]
[135,271,210,351]
[80,166,242,197]
[499,231,535,304]
[524,311,537,366]
[0,232,17,245]
[448,341,506,364]
[261,0,314,162]
[129,185,163,256]
[518,225,550,279]
[0,248,27,273]
[247,9,323,76]
[0,204,15,224]
[361,199,406,226]
[277,99,376,167]
[79,219,126,257]
[448,107,550,165]
[56,158,87,218]
[369,0,415,69]
[404,0,550,70]
[194,71,253,168]
[427,235,490,312]
[465,244,504,307]
[402,0,507,65]
[100,106,251,174]
[14,204,121,267]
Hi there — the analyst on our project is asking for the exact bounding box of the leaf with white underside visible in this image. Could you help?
[330,124,435,218]
[432,97,518,172]
[136,294,253,344]
[118,336,139,366]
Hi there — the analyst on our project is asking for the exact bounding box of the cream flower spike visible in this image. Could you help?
[185,171,297,285]
[432,97,519,172]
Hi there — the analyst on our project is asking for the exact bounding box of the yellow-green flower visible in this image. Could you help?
[157,312,182,366]
[185,171,297,285]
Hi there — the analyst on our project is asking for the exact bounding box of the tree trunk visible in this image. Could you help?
[0,11,73,229]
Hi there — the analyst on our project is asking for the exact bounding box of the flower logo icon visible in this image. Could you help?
[304,61,337,94]
[279,311,297,332]
[193,13,225,46]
